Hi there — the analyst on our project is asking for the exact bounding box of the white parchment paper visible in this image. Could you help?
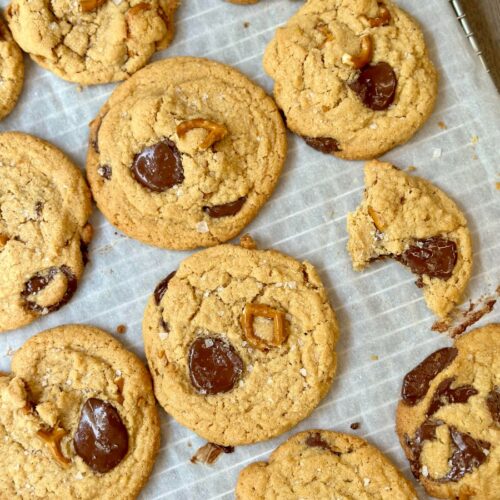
[1,1,499,498]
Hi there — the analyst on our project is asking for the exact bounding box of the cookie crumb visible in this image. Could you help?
[370,354,379,361]
[116,324,127,334]
[240,233,257,249]
[471,135,479,145]
[437,121,447,129]
[243,21,250,28]
[495,182,500,190]
[406,165,416,172]
[432,148,442,159]
[350,422,360,430]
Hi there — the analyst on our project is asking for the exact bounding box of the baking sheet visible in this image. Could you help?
[1,0,500,498]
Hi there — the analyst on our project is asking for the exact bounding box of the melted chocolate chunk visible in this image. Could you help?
[203,197,246,218]
[303,136,340,154]
[80,240,90,266]
[160,318,170,333]
[426,377,478,417]
[406,419,442,478]
[486,387,500,424]
[188,337,243,395]
[97,165,112,180]
[154,271,176,305]
[305,432,341,456]
[402,347,458,405]
[442,427,490,482]
[74,398,128,473]
[35,201,43,218]
[131,139,184,192]
[348,62,397,111]
[22,266,77,314]
[397,237,458,280]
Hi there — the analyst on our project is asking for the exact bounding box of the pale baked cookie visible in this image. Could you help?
[87,57,287,249]
[347,160,472,318]
[0,15,24,120]
[143,240,338,445]
[5,0,179,85]
[263,0,437,159]
[0,324,160,499]
[236,429,417,499]
[396,324,499,499]
[0,132,92,333]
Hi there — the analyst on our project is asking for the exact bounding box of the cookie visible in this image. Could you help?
[5,0,178,85]
[236,429,417,499]
[0,132,93,333]
[0,324,160,499]
[263,0,437,159]
[143,239,338,445]
[396,324,499,499]
[0,15,24,120]
[227,0,259,4]
[86,57,287,250]
[347,160,472,318]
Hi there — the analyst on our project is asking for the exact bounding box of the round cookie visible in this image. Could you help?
[396,324,499,499]
[5,0,179,85]
[347,160,472,318]
[143,240,338,445]
[0,325,160,499]
[0,15,24,120]
[87,57,287,250]
[263,0,437,160]
[236,430,418,499]
[0,132,93,333]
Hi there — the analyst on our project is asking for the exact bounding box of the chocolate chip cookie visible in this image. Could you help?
[347,160,472,318]
[396,324,499,499]
[263,0,437,159]
[0,132,93,333]
[143,240,338,445]
[0,15,23,120]
[0,324,160,498]
[236,430,417,499]
[5,0,178,85]
[87,57,287,249]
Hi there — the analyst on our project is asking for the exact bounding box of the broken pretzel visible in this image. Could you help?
[80,0,106,12]
[176,119,228,150]
[37,425,71,468]
[342,34,373,69]
[241,303,288,351]
[366,3,391,27]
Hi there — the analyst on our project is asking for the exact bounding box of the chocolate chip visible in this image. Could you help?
[305,432,341,456]
[22,266,77,314]
[350,422,360,430]
[154,271,176,305]
[97,165,112,180]
[131,139,184,192]
[426,377,478,417]
[442,427,490,482]
[80,240,89,265]
[406,419,442,478]
[188,337,243,395]
[348,62,397,111]
[203,196,246,218]
[74,398,128,473]
[396,237,458,280]
[190,442,234,465]
[303,136,340,154]
[486,387,500,424]
[35,201,43,218]
[160,318,170,333]
[402,347,458,405]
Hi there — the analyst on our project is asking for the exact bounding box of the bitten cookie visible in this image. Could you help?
[0,325,160,499]
[0,15,23,120]
[396,324,499,499]
[236,430,417,499]
[87,57,287,249]
[347,160,472,318]
[263,0,437,159]
[0,132,93,333]
[5,0,178,85]
[143,240,338,445]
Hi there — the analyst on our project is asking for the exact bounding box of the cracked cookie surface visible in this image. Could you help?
[347,160,472,318]
[396,324,500,499]
[5,0,178,85]
[87,57,287,249]
[0,15,23,120]
[236,430,417,499]
[263,0,437,159]
[0,132,92,333]
[143,242,338,445]
[0,324,160,499]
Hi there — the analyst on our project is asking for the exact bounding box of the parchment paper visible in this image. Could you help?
[1,1,499,498]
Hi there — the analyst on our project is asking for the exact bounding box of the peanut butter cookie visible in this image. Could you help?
[263,0,437,159]
[0,132,92,333]
[143,241,338,445]
[87,57,287,249]
[347,160,472,318]
[396,324,499,499]
[5,0,179,85]
[236,430,417,499]
[0,324,160,499]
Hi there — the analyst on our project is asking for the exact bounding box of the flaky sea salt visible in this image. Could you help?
[299,368,307,377]
[421,465,429,477]
[196,221,209,233]
[363,478,371,487]
[432,148,442,159]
